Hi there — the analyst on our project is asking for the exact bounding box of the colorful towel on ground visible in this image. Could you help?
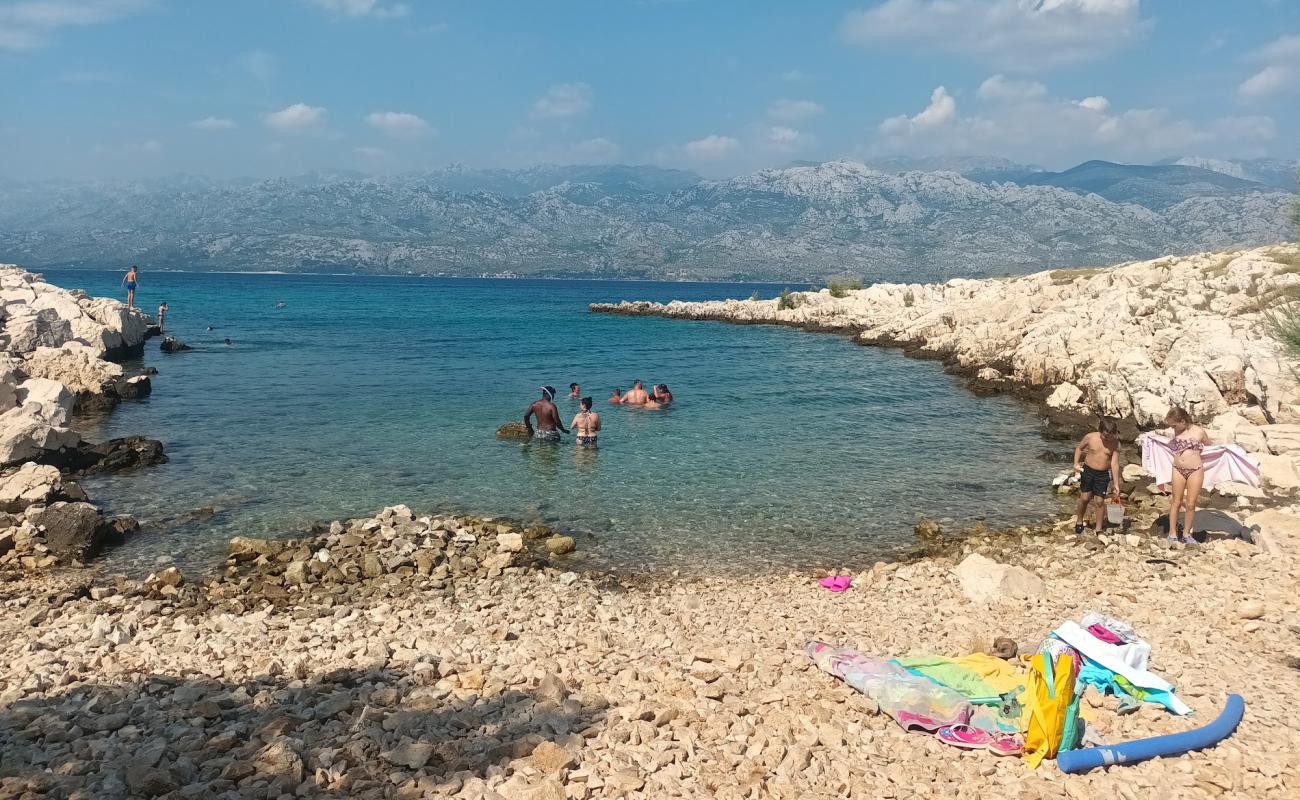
[806,642,971,734]
[1139,433,1260,489]
[893,653,1026,735]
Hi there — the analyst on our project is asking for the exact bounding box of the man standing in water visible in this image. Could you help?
[524,386,568,442]
[623,380,650,405]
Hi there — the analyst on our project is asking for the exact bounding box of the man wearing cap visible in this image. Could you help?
[524,386,569,442]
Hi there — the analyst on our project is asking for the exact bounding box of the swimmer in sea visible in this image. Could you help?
[623,380,650,405]
[569,382,581,398]
[608,388,623,405]
[524,386,568,442]
[653,384,673,405]
[121,265,139,308]
[570,397,601,446]
[223,338,232,346]
[274,300,286,309]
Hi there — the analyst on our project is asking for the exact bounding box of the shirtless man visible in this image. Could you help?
[623,380,650,405]
[569,383,581,398]
[524,386,568,442]
[570,397,601,446]
[608,388,624,404]
[1071,417,1123,535]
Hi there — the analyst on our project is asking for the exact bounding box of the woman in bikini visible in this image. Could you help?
[121,265,139,308]
[1165,407,1209,545]
[570,397,601,446]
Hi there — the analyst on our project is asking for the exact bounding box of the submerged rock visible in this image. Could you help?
[496,421,530,439]
[60,435,168,476]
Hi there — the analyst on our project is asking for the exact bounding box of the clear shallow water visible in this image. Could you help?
[45,270,1057,574]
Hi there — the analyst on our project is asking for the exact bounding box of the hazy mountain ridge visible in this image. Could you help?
[0,160,1293,281]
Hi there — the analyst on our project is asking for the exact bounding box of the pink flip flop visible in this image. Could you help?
[818,575,852,593]
[936,725,1024,756]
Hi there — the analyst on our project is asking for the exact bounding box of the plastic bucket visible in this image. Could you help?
[1106,503,1125,525]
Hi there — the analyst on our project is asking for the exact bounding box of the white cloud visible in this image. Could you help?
[189,116,237,131]
[532,83,593,119]
[977,74,1047,102]
[1257,33,1300,63]
[132,139,161,153]
[873,78,1275,165]
[879,86,957,136]
[265,103,326,131]
[365,111,432,137]
[767,98,825,122]
[1238,65,1294,100]
[306,0,408,18]
[570,137,621,162]
[764,126,809,154]
[354,146,387,159]
[781,69,811,82]
[0,0,153,52]
[1238,35,1300,101]
[684,134,739,160]
[841,0,1149,69]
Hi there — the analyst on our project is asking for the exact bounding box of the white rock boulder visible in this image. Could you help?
[954,553,1046,604]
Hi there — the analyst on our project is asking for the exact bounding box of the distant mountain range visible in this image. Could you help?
[0,157,1294,281]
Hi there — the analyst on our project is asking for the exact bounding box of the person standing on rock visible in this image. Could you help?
[121,266,139,308]
[1164,407,1209,545]
[1071,418,1123,535]
[524,386,568,442]
[157,302,168,333]
[571,397,601,446]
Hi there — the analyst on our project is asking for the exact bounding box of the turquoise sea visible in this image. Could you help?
[46,270,1058,574]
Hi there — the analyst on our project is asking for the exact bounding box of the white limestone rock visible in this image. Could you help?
[954,553,1046,604]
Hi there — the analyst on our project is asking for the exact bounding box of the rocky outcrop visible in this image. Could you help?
[0,462,84,513]
[58,435,168,476]
[0,378,79,467]
[159,336,191,353]
[594,245,1300,454]
[0,265,155,467]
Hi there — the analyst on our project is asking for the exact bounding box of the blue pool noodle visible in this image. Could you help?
[1057,694,1244,774]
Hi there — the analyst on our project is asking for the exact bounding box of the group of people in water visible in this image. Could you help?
[1071,407,1208,545]
[523,380,674,447]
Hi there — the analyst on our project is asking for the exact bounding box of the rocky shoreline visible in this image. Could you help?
[1,256,1298,797]
[592,245,1300,448]
[0,265,170,577]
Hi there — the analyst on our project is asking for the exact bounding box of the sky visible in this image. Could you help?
[1,0,1299,180]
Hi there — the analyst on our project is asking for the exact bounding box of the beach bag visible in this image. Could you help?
[1022,652,1076,768]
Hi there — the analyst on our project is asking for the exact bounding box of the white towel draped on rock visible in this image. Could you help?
[1139,433,1260,489]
